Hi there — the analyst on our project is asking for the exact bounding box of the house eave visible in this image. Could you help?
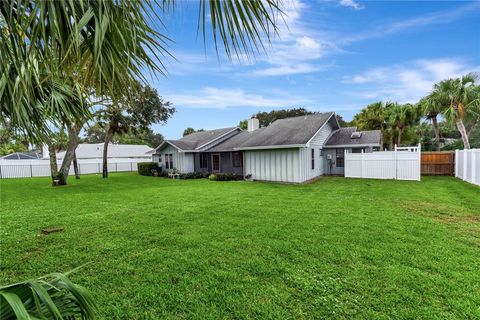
[234,144,305,151]
[323,143,380,148]
[195,127,241,150]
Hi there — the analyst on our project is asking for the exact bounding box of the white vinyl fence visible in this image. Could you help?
[0,158,150,179]
[455,149,480,186]
[345,144,421,181]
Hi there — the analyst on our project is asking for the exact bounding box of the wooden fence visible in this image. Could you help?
[421,151,455,176]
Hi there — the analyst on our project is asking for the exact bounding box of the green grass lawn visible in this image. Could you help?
[1,173,479,319]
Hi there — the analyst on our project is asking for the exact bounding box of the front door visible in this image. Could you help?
[212,154,220,172]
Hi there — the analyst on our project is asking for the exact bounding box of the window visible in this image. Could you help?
[233,152,242,167]
[165,154,173,169]
[200,153,208,169]
[352,148,364,154]
[158,154,162,163]
[311,148,315,170]
[336,148,344,168]
[212,154,220,171]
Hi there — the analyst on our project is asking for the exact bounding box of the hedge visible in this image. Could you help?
[137,162,158,176]
[208,173,240,181]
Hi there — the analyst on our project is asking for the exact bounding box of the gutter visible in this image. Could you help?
[234,144,305,151]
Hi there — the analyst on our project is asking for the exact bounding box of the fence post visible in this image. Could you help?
[0,163,2,179]
[30,162,33,177]
[394,144,398,180]
[454,149,458,177]
[472,150,477,185]
[463,150,467,181]
[130,162,133,171]
[115,162,118,172]
[360,149,365,178]
[417,143,421,181]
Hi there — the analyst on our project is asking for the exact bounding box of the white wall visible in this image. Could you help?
[344,145,421,181]
[0,158,147,179]
[156,145,194,173]
[300,122,333,181]
[455,149,480,186]
[244,148,301,183]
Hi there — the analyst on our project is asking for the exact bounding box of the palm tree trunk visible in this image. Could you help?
[380,127,384,150]
[73,151,80,179]
[431,116,440,151]
[397,126,404,146]
[56,125,81,185]
[47,144,59,185]
[389,129,394,150]
[456,117,470,149]
[102,127,115,178]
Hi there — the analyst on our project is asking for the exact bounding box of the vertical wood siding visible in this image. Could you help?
[157,145,194,173]
[244,149,301,183]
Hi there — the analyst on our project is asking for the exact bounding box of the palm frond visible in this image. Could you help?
[0,272,96,320]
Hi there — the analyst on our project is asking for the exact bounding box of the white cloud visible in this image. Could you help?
[166,87,312,109]
[250,0,338,76]
[343,58,479,103]
[253,64,323,76]
[339,0,363,10]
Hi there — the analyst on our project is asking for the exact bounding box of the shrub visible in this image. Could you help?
[137,162,158,176]
[208,174,216,181]
[180,172,211,179]
[211,173,240,181]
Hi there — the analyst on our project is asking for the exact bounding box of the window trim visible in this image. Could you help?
[311,148,315,170]
[232,152,242,168]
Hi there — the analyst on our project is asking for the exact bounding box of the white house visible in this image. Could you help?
[46,143,153,160]
[151,112,381,183]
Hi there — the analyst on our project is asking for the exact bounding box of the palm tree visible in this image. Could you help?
[1,0,282,185]
[418,95,444,151]
[430,73,480,149]
[353,101,387,148]
[387,103,419,146]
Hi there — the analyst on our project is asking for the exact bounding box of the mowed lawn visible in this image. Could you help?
[1,174,479,319]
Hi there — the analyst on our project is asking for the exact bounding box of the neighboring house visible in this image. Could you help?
[151,112,381,183]
[0,152,42,160]
[49,143,153,160]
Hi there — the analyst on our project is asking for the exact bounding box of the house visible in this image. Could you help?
[46,143,153,160]
[151,112,381,183]
[0,152,42,160]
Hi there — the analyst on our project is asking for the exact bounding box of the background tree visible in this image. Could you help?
[418,95,444,151]
[95,83,174,178]
[431,73,480,149]
[241,108,316,128]
[83,125,164,148]
[353,102,388,148]
[387,103,420,146]
[0,123,29,156]
[183,128,205,136]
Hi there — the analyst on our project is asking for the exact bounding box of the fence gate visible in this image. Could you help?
[344,144,421,181]
[421,151,455,176]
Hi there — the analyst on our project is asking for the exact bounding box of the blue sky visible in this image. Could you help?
[148,0,480,139]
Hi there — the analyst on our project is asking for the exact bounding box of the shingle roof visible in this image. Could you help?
[0,152,41,160]
[162,127,239,151]
[231,112,335,149]
[325,127,381,147]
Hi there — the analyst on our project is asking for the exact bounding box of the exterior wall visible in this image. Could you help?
[154,145,193,173]
[299,122,334,181]
[323,147,373,175]
[244,148,301,183]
